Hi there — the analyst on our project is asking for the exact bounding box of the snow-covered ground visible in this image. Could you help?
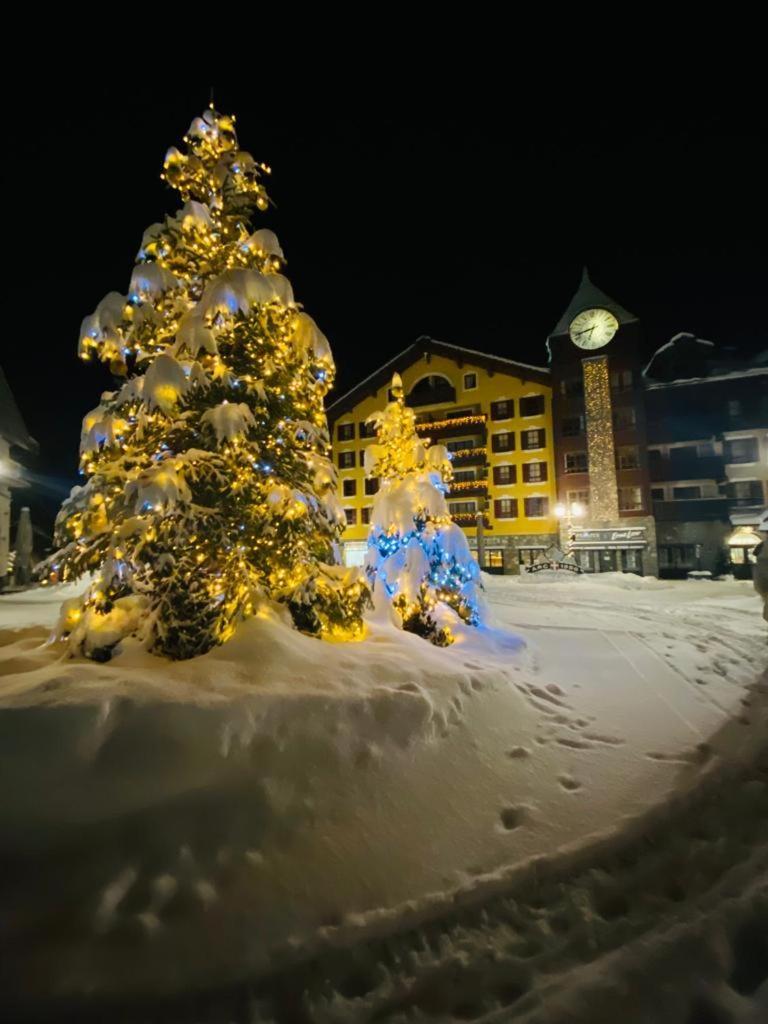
[0,573,765,1021]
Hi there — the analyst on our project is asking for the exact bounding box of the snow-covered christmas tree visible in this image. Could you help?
[46,106,369,660]
[364,374,484,645]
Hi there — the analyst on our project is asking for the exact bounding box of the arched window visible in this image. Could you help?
[406,374,456,407]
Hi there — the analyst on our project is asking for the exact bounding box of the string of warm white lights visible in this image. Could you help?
[45,106,370,660]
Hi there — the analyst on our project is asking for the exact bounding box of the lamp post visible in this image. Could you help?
[555,501,585,557]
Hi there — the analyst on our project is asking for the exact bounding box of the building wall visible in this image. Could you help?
[0,438,11,586]
[328,352,558,566]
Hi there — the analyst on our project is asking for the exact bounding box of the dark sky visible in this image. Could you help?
[6,83,765,541]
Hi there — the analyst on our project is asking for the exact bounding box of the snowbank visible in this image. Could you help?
[0,575,765,1015]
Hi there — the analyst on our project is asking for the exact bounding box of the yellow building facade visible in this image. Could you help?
[327,338,559,571]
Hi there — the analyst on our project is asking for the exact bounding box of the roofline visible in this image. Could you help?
[644,367,768,390]
[327,336,549,420]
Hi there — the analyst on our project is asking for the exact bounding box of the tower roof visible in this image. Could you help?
[0,365,38,453]
[549,268,638,338]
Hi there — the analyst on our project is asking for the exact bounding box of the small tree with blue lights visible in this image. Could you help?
[364,374,484,645]
[45,106,368,660]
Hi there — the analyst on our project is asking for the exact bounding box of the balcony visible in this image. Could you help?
[416,413,487,440]
[649,454,725,483]
[653,498,730,522]
[448,479,488,498]
[450,447,487,468]
[451,512,491,529]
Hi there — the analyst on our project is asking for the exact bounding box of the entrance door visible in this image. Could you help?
[620,548,643,575]
[598,549,617,573]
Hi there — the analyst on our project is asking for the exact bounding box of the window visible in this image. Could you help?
[523,461,547,483]
[610,369,633,391]
[672,485,702,500]
[651,487,665,501]
[361,507,372,525]
[561,377,584,398]
[447,439,477,452]
[453,470,476,483]
[517,546,547,566]
[618,486,643,511]
[565,451,588,473]
[567,489,590,509]
[561,416,584,437]
[490,399,513,420]
[364,477,379,495]
[524,497,549,517]
[659,545,696,568]
[724,437,758,464]
[446,408,474,420]
[463,372,477,390]
[491,431,515,452]
[337,422,355,442]
[697,442,715,457]
[521,428,545,450]
[338,451,355,469]
[450,501,477,515]
[342,479,357,497]
[493,464,517,485]
[520,394,545,417]
[617,445,640,470]
[344,508,357,525]
[612,406,637,430]
[728,400,742,417]
[359,420,377,438]
[494,498,518,518]
[484,549,504,568]
[727,480,764,504]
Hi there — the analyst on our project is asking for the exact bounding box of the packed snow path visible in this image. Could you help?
[0,573,765,1021]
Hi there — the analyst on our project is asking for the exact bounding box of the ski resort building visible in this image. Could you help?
[326,338,559,570]
[0,366,38,589]
[328,275,767,577]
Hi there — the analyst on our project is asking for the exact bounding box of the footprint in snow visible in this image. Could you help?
[558,775,582,792]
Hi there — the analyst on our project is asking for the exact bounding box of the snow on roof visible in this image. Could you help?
[644,366,768,390]
[642,332,716,378]
[0,365,38,453]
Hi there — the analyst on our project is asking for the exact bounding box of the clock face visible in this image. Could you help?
[569,308,619,350]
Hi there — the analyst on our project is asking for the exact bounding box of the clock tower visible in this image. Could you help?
[547,270,657,575]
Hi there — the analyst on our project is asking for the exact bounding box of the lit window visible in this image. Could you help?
[491,432,515,452]
[338,451,356,469]
[523,462,547,483]
[618,486,643,511]
[494,498,518,518]
[337,423,355,442]
[490,399,513,420]
[493,465,516,485]
[521,428,545,450]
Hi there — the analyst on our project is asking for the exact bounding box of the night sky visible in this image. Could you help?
[7,83,765,543]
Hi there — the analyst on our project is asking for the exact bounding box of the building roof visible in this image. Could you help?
[644,365,768,390]
[327,336,549,420]
[0,365,38,453]
[549,268,639,338]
